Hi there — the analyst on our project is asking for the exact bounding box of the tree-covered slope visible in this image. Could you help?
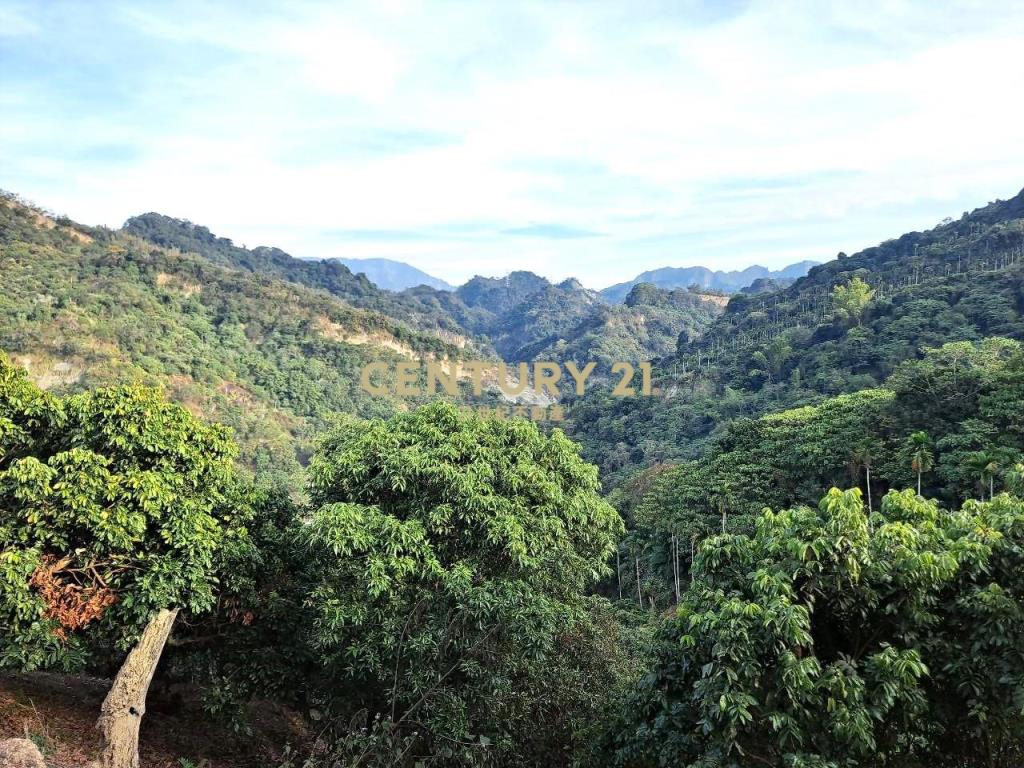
[0,194,474,490]
[122,213,474,345]
[448,273,723,364]
[461,277,605,360]
[605,336,1024,619]
[520,283,725,367]
[122,216,726,366]
[568,186,1024,483]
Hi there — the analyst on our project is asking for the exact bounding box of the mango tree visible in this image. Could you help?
[611,486,1024,767]
[0,353,247,768]
[300,401,625,766]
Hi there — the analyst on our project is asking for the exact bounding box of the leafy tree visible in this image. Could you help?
[610,487,1024,767]
[832,276,875,327]
[0,352,248,768]
[1007,462,1024,495]
[296,402,626,767]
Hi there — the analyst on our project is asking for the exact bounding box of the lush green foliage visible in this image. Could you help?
[158,402,638,766]
[611,487,1024,767]
[120,219,723,368]
[832,276,875,326]
[614,338,1024,609]
[7,186,1024,768]
[567,188,1024,483]
[0,195,475,491]
[0,351,247,670]
[524,283,723,367]
[122,212,471,338]
[295,402,626,765]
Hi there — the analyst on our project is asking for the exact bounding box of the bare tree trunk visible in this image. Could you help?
[917,471,922,496]
[97,608,179,768]
[616,548,622,601]
[866,466,873,515]
[672,534,680,603]
[635,556,643,608]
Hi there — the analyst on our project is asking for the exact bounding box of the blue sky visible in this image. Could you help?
[2,1,1024,288]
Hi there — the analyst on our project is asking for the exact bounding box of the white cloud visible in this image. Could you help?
[2,0,1024,287]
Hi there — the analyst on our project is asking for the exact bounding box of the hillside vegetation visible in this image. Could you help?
[1,195,476,491]
[122,216,726,366]
[5,185,1024,768]
[568,188,1024,484]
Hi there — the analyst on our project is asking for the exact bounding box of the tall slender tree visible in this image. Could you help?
[907,431,935,495]
[849,439,878,515]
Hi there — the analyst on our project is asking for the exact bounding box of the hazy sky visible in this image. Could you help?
[3,1,1024,288]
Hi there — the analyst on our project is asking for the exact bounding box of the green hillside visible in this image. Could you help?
[123,212,476,345]
[4,186,1024,768]
[520,283,725,366]
[0,194,476,491]
[567,188,1024,484]
[120,218,724,366]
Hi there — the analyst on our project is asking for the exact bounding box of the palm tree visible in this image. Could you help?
[966,451,999,501]
[907,431,934,496]
[710,480,735,534]
[849,440,878,516]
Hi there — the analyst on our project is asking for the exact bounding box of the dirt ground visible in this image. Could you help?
[0,673,305,768]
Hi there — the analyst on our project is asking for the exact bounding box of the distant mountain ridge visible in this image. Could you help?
[333,257,454,292]
[600,260,819,302]
[117,214,723,363]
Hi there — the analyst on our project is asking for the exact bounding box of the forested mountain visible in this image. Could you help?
[600,259,818,302]
[122,218,725,364]
[332,256,454,291]
[568,188,1024,483]
[455,271,556,313]
[123,213,473,343]
[443,272,724,363]
[453,273,605,359]
[519,283,724,366]
[1,195,479,490]
[0,195,723,495]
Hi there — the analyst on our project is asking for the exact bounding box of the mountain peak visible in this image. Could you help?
[600,261,819,303]
[332,257,453,292]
